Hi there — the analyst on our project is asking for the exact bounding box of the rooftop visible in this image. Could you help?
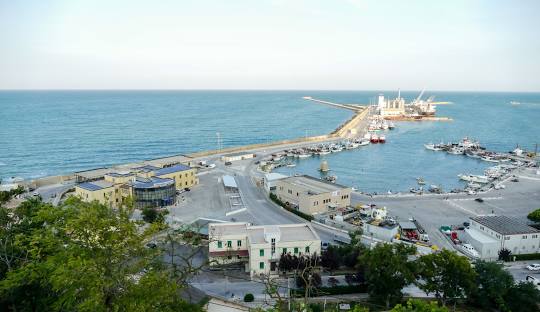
[278,175,350,195]
[155,164,192,176]
[224,152,255,157]
[105,171,134,178]
[464,227,499,244]
[264,172,288,182]
[209,222,249,237]
[132,165,160,173]
[144,154,192,168]
[247,223,320,244]
[130,176,174,189]
[77,180,114,191]
[471,215,540,235]
[222,175,238,189]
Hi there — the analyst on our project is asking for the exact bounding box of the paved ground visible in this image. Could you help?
[351,167,540,250]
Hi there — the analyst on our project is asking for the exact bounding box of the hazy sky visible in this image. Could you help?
[1,0,539,91]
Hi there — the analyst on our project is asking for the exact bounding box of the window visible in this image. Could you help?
[271,238,276,254]
[294,247,299,254]
[480,226,484,230]
[305,246,310,253]
[218,241,222,248]
[237,240,242,247]
[283,248,287,254]
[288,189,292,194]
[523,235,528,239]
[260,249,264,257]
[505,236,510,240]
[227,241,232,248]
[259,262,264,269]
[534,235,538,239]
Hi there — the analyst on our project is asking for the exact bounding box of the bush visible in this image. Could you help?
[514,253,540,261]
[243,293,254,302]
[528,208,540,223]
[498,248,512,261]
[269,193,313,221]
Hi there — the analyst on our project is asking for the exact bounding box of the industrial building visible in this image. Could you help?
[208,222,321,277]
[464,215,540,260]
[377,93,406,117]
[274,175,351,215]
[262,172,288,193]
[74,163,197,209]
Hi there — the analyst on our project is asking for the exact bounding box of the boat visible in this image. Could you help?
[324,175,337,183]
[319,160,329,172]
[510,101,520,105]
[467,182,482,189]
[447,147,465,155]
[297,153,311,159]
[286,163,296,167]
[370,133,379,143]
[460,243,480,259]
[358,138,370,146]
[388,122,395,130]
[458,174,490,184]
[511,145,524,156]
[428,185,442,193]
[424,143,444,151]
[379,135,386,143]
[416,177,426,185]
[465,150,483,158]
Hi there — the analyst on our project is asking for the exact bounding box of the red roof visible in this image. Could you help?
[209,250,249,257]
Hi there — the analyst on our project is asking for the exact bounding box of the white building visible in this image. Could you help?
[221,152,256,163]
[377,93,406,117]
[262,172,288,193]
[208,222,321,277]
[466,215,540,260]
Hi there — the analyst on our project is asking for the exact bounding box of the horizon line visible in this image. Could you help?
[1,88,539,93]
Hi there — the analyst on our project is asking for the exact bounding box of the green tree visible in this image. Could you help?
[528,208,540,223]
[469,261,513,311]
[505,281,540,312]
[416,250,476,306]
[0,197,202,311]
[391,299,448,312]
[358,243,417,309]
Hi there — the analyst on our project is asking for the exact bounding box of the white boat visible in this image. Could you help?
[286,163,296,167]
[358,139,370,146]
[458,174,490,184]
[460,243,480,259]
[424,143,444,151]
[467,182,482,189]
[318,150,331,155]
[370,133,379,143]
[297,153,311,158]
[379,135,386,143]
[511,146,524,156]
[448,147,465,155]
[388,122,395,129]
[416,177,426,185]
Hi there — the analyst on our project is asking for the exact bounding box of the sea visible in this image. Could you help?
[1,90,539,193]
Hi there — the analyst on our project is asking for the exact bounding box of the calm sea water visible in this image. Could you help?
[1,91,539,192]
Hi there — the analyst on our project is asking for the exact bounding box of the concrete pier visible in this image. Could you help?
[302,96,365,112]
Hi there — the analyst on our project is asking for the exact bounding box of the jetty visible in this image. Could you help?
[302,96,365,112]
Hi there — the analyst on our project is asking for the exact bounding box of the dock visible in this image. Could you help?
[384,116,453,122]
[302,96,365,112]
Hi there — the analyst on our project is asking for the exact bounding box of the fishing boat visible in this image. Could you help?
[467,182,482,189]
[388,122,395,130]
[286,162,296,167]
[370,133,379,143]
[324,175,337,183]
[447,147,465,155]
[428,185,442,193]
[458,174,490,184]
[358,138,370,146]
[297,152,311,159]
[379,135,386,143]
[416,177,426,185]
[424,143,444,151]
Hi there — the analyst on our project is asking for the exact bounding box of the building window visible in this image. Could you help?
[523,235,528,239]
[305,246,310,253]
[218,241,222,248]
[259,262,264,269]
[294,247,299,254]
[260,249,264,257]
[271,238,276,254]
[237,240,242,247]
[480,226,484,230]
[533,235,538,239]
[227,241,232,248]
[505,236,510,240]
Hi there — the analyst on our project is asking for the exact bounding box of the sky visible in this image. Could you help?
[0,0,539,91]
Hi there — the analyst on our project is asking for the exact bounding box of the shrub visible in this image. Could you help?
[498,248,512,261]
[269,193,313,221]
[243,293,254,302]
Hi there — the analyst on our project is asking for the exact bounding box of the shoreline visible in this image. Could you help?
[20,104,370,188]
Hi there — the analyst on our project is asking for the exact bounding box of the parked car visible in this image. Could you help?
[32,191,40,197]
[145,242,157,249]
[463,222,470,227]
[475,198,484,203]
[225,161,232,166]
[527,263,540,271]
[321,242,329,250]
[184,188,190,192]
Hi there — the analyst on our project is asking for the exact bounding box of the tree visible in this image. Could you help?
[359,243,417,309]
[142,207,168,223]
[505,281,540,312]
[498,248,512,262]
[321,245,340,272]
[469,261,514,311]
[0,197,202,311]
[243,293,254,302]
[415,250,476,306]
[528,208,540,223]
[391,299,448,312]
